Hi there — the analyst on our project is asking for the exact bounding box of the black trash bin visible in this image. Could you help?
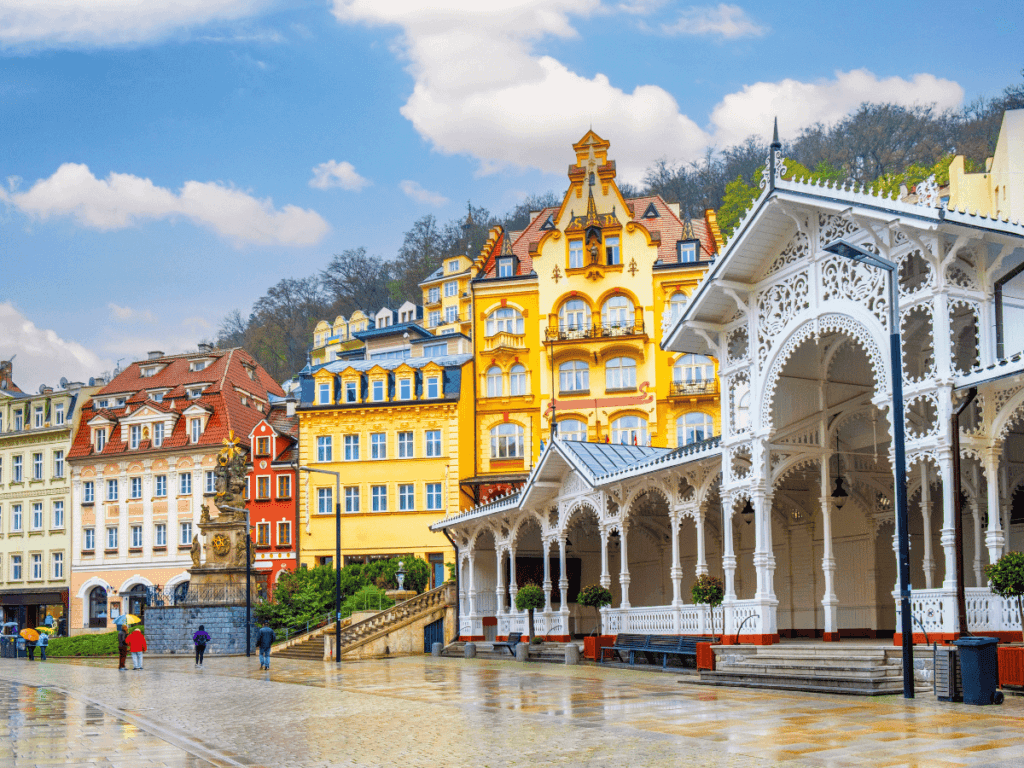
[954,637,1003,705]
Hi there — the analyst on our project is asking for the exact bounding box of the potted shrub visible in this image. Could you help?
[691,574,724,668]
[986,551,1024,642]
[515,583,545,642]
[577,584,613,660]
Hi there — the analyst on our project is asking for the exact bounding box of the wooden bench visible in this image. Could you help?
[601,634,719,668]
[491,632,522,656]
[599,633,650,664]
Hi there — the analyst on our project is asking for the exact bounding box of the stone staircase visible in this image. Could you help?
[698,644,925,695]
[272,617,351,661]
[441,640,581,663]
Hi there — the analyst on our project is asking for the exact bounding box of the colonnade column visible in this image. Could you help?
[721,494,736,638]
[599,531,610,590]
[971,502,984,588]
[920,463,935,589]
[983,446,1005,571]
[669,512,682,607]
[819,456,838,641]
[939,450,957,590]
[508,547,518,611]
[494,548,506,616]
[695,510,708,576]
[557,536,569,626]
[751,489,778,640]
[467,553,477,618]
[542,539,552,613]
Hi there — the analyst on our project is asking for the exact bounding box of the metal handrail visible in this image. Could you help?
[545,320,646,342]
[670,379,719,396]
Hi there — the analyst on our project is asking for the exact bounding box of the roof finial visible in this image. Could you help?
[771,116,780,148]
[761,116,786,192]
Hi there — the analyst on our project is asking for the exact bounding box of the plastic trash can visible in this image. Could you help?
[954,637,1003,705]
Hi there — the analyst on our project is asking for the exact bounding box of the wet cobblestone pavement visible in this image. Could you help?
[0,655,1021,767]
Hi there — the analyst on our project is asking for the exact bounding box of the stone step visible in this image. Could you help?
[715,662,901,680]
[697,671,908,696]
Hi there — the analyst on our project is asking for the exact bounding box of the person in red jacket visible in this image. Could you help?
[126,627,147,670]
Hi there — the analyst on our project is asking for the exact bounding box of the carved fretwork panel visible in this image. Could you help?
[756,271,810,366]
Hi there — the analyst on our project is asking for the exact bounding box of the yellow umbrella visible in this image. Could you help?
[34,626,53,635]
[125,614,142,625]
[19,629,39,642]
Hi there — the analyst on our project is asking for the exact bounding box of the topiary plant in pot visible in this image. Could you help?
[985,551,1024,642]
[691,574,725,636]
[577,584,613,636]
[515,583,546,641]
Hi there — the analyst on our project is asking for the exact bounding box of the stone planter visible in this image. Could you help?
[584,635,615,661]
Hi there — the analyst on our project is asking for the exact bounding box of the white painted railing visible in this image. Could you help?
[898,588,1022,635]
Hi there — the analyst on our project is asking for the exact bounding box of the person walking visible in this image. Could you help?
[37,631,48,661]
[26,637,36,662]
[256,621,275,670]
[192,625,211,669]
[117,625,128,671]
[126,626,147,670]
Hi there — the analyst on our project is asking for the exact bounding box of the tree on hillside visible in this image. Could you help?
[390,214,445,303]
[245,276,328,381]
[503,192,562,231]
[321,247,394,316]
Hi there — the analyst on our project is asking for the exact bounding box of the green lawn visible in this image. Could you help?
[45,627,143,657]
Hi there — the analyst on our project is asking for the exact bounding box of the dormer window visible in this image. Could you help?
[153,422,164,448]
[190,360,209,372]
[115,397,126,407]
[95,428,107,452]
[678,239,699,263]
[95,400,108,410]
[426,376,440,399]
[498,257,514,278]
[34,406,44,428]
[190,418,202,444]
[140,365,163,378]
[399,378,412,400]
[447,260,459,273]
[187,387,204,399]
[344,381,358,403]
[371,380,385,402]
[150,390,165,403]
[130,425,141,450]
[318,382,331,405]
[14,410,22,431]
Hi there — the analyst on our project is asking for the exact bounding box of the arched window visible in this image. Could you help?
[668,292,687,322]
[558,300,591,335]
[486,366,503,398]
[558,360,589,393]
[672,354,715,394]
[605,357,637,390]
[611,416,647,445]
[558,419,587,442]
[485,307,524,336]
[89,586,108,628]
[127,584,148,623]
[509,365,527,396]
[490,423,524,459]
[736,389,750,430]
[677,412,714,446]
[601,295,634,329]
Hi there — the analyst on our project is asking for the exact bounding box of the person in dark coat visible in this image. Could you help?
[192,625,211,668]
[256,622,275,670]
[118,625,128,671]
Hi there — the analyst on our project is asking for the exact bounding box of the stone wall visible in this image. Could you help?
[325,602,457,661]
[144,603,256,655]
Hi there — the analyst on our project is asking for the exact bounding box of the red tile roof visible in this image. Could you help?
[68,348,284,461]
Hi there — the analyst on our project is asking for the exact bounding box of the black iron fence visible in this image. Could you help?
[545,320,646,342]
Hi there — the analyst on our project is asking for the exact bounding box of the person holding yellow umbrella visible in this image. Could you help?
[20,629,39,661]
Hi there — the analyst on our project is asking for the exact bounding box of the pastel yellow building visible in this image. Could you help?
[420,255,474,336]
[460,131,723,505]
[948,109,1024,223]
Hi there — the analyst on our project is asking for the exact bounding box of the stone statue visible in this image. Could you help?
[214,431,248,520]
[235,534,255,567]
[190,535,201,567]
[200,504,211,524]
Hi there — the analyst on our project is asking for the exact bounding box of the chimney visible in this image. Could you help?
[93,376,106,387]
[286,399,297,417]
[148,351,164,360]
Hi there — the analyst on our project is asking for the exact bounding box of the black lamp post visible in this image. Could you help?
[832,436,848,511]
[824,238,913,699]
[298,466,342,664]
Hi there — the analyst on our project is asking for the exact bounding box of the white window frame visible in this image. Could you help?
[130,424,141,450]
[179,472,192,496]
[106,526,118,550]
[426,377,440,399]
[31,553,42,580]
[490,423,524,459]
[425,429,441,457]
[371,485,387,512]
[317,436,333,463]
[371,433,387,460]
[486,307,524,336]
[398,431,413,458]
[317,487,333,515]
[155,475,166,497]
[509,365,527,396]
[52,551,64,579]
[106,479,118,502]
[444,280,457,297]
[569,240,583,269]
[130,477,142,499]
[152,422,164,447]
[344,486,360,513]
[180,521,192,545]
[557,419,587,442]
[53,450,64,478]
[559,360,589,392]
[344,434,359,461]
[611,416,648,446]
[399,483,414,511]
[54,403,65,425]
[426,482,443,510]
[31,503,43,530]
[53,500,64,528]
[486,366,503,398]
[131,525,143,548]
[83,481,94,504]
[155,524,167,547]
[83,528,95,551]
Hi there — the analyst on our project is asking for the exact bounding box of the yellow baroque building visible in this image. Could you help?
[296,353,473,587]
[461,131,724,504]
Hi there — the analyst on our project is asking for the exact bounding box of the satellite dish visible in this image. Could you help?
[60,377,68,388]
[39,384,48,394]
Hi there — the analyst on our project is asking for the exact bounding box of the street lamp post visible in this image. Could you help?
[298,466,342,664]
[824,238,914,699]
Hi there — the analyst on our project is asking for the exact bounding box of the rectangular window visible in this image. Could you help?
[33,453,43,480]
[277,521,291,547]
[344,434,360,461]
[399,378,411,400]
[277,475,291,498]
[398,431,414,458]
[12,504,22,531]
[190,419,201,443]
[445,305,457,323]
[13,455,22,483]
[155,524,167,547]
[318,382,331,404]
[130,477,142,499]
[11,555,21,581]
[130,424,141,449]
[106,526,118,550]
[426,482,443,510]
[131,525,143,548]
[428,286,440,303]
[53,450,64,478]
[428,310,441,328]
[14,410,23,431]
[344,380,358,403]
[32,503,43,530]
[424,342,446,358]
[34,405,44,428]
[84,481,94,504]
[53,500,64,528]
[606,235,620,265]
[678,240,698,263]
[317,487,333,515]
[426,429,441,457]
[256,522,270,547]
[345,486,360,513]
[31,553,42,580]
[52,552,63,579]
[180,522,192,545]
[154,475,166,497]
[257,476,271,500]
[152,422,164,447]
[498,257,514,277]
[256,437,271,456]
[371,433,386,459]
[399,483,414,510]
[83,528,95,551]
[54,403,64,425]
[371,380,384,402]
[95,428,106,452]
[317,436,332,462]
[426,377,439,399]
[0,457,3,483]
[106,479,118,502]
[205,470,215,494]
[569,240,583,269]
[444,280,457,297]
[180,472,192,496]
[371,485,387,512]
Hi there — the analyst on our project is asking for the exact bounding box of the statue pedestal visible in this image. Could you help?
[386,589,416,604]
[188,514,256,601]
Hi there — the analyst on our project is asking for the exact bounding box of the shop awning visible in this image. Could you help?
[0,589,66,606]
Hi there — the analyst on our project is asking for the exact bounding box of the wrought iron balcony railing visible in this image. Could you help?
[670,379,719,396]
[544,320,645,342]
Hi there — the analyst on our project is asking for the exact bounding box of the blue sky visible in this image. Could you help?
[1,0,1021,391]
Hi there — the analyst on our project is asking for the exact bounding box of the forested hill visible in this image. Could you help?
[218,76,1023,383]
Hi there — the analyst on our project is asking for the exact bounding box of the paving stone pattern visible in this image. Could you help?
[145,604,256,655]
[0,654,1022,767]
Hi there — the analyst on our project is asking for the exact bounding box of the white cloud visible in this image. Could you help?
[399,180,448,207]
[0,303,112,393]
[0,0,271,50]
[108,303,157,323]
[309,160,371,191]
[709,69,965,150]
[1,163,330,247]
[330,2,961,182]
[661,4,767,39]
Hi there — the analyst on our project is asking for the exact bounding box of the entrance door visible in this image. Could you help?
[429,553,445,589]
[127,585,148,623]
[423,618,444,652]
[88,587,108,628]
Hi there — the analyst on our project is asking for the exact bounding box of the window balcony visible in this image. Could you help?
[670,379,719,397]
[484,332,528,353]
[544,320,646,343]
